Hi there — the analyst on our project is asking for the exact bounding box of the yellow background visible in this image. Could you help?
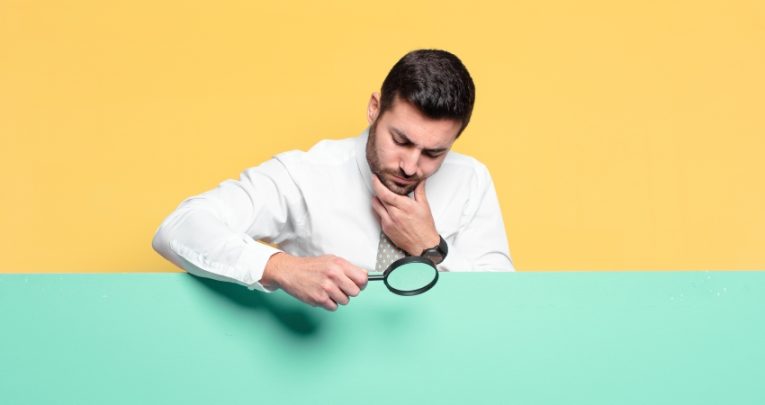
[2,0,763,272]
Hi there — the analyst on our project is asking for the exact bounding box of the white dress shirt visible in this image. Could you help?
[152,128,514,292]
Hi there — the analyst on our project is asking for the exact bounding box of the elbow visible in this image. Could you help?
[151,224,186,273]
[151,224,170,259]
[151,229,162,255]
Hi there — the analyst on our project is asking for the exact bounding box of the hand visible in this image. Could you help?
[371,175,440,256]
[261,253,368,311]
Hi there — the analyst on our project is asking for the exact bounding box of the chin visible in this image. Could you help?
[384,178,417,196]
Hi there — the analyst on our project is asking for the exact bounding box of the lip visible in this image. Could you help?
[391,175,416,185]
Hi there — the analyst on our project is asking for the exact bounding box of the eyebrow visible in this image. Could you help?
[390,127,449,154]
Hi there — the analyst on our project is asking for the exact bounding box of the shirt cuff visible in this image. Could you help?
[236,239,283,292]
[170,238,283,293]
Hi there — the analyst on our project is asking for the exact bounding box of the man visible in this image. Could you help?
[152,49,513,311]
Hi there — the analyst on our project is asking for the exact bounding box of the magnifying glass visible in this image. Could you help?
[368,256,439,296]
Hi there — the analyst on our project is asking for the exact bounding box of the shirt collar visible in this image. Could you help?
[355,127,374,195]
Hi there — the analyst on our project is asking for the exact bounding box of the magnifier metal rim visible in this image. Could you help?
[382,256,439,296]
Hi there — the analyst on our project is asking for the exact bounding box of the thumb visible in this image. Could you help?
[414,179,428,203]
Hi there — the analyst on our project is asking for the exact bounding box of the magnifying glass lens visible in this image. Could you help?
[386,262,438,293]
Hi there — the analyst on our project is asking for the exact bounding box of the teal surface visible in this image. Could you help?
[386,261,437,291]
[1,272,764,405]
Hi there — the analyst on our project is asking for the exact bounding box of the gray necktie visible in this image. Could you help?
[375,231,406,272]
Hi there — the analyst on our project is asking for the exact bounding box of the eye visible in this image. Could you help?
[424,152,443,159]
[392,136,407,146]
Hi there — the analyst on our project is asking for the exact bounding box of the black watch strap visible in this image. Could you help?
[421,235,448,265]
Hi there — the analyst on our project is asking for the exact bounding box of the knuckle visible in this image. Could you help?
[321,281,335,292]
[326,267,341,279]
[311,291,328,304]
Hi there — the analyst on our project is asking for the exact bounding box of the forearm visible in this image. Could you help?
[152,201,282,291]
[437,236,514,272]
[437,163,514,272]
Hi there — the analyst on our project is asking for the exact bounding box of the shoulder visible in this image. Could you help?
[427,150,495,207]
[438,150,492,185]
[275,137,357,168]
[239,137,355,181]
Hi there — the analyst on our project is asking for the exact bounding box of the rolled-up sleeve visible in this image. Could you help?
[151,159,304,291]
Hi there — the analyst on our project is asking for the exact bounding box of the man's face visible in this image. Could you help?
[366,94,462,195]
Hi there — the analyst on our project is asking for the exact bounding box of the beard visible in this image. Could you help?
[366,121,421,196]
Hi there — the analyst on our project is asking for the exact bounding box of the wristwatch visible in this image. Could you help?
[420,235,448,265]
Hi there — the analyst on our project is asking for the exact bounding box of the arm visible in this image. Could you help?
[152,157,368,309]
[151,159,299,292]
[439,163,515,272]
[371,161,513,272]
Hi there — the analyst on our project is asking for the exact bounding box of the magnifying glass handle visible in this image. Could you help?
[368,274,385,281]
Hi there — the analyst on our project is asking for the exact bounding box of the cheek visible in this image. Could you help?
[420,160,440,177]
[377,145,398,167]
[422,156,449,177]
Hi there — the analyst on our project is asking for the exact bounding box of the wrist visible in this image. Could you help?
[262,252,290,290]
[418,233,440,255]
[420,234,448,265]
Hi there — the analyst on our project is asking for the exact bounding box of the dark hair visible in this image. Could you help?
[379,49,476,136]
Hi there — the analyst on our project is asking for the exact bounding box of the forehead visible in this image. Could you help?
[379,98,461,149]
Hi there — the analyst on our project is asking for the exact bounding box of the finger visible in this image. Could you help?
[414,178,428,203]
[371,196,390,221]
[328,258,361,297]
[342,263,369,291]
[373,200,397,233]
[327,285,350,306]
[321,298,338,312]
[336,273,362,298]
[371,174,404,207]
[373,196,400,230]
[374,193,405,226]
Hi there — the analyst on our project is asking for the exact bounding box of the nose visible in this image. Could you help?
[400,149,420,177]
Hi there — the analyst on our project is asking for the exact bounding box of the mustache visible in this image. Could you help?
[382,169,421,182]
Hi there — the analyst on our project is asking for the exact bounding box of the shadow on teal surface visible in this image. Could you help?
[189,274,321,336]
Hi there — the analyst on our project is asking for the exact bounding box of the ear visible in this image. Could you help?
[367,92,381,125]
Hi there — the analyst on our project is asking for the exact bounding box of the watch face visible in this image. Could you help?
[423,250,444,264]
